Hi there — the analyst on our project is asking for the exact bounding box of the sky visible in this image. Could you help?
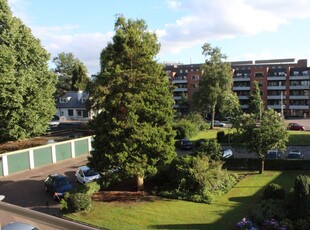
[7,0,310,76]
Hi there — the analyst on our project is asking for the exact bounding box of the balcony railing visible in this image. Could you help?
[289,95,309,100]
[289,105,309,110]
[289,85,310,90]
[233,86,251,91]
[267,86,286,90]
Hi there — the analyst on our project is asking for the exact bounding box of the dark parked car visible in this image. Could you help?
[266,150,281,159]
[176,138,193,150]
[287,123,305,131]
[286,150,304,159]
[44,174,73,200]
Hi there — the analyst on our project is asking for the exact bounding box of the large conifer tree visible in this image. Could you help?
[88,16,176,190]
[0,0,56,141]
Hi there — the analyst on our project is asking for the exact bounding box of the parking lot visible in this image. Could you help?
[0,155,89,228]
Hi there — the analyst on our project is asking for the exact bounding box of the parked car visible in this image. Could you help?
[2,222,39,230]
[287,123,305,131]
[49,115,60,127]
[222,148,233,158]
[44,174,73,200]
[75,165,101,184]
[266,150,281,159]
[213,120,226,127]
[176,138,194,150]
[286,150,304,159]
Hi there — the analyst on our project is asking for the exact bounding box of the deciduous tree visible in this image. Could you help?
[192,44,233,129]
[0,0,56,141]
[234,109,288,173]
[248,80,264,119]
[88,16,176,191]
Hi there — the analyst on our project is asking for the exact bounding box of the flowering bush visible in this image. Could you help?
[236,218,257,230]
[262,219,287,230]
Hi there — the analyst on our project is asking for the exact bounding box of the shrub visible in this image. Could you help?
[294,174,310,199]
[294,218,310,230]
[262,219,287,230]
[66,193,92,212]
[250,199,288,225]
[263,183,285,200]
[236,218,257,230]
[216,131,226,143]
[79,182,101,195]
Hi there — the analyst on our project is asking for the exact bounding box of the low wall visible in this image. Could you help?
[0,136,93,177]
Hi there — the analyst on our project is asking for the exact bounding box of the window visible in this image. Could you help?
[68,110,73,116]
[83,110,88,118]
[77,110,82,117]
[254,72,264,77]
[59,98,67,103]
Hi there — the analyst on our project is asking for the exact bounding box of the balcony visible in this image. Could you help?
[267,86,286,90]
[173,96,182,100]
[289,95,309,100]
[238,96,249,100]
[289,75,309,80]
[267,105,283,110]
[267,76,286,81]
[172,79,188,84]
[289,85,310,90]
[240,105,249,109]
[173,88,188,92]
[289,105,309,110]
[233,86,251,91]
[233,77,250,82]
[267,95,283,100]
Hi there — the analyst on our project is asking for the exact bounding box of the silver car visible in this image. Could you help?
[2,222,39,230]
[75,165,101,184]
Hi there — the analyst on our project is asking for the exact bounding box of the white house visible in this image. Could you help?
[56,91,92,121]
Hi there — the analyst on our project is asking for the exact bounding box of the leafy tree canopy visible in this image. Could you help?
[192,43,233,128]
[0,0,56,141]
[88,16,176,190]
[248,80,264,118]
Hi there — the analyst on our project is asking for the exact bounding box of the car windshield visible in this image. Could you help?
[54,178,70,187]
[267,152,277,158]
[84,169,98,177]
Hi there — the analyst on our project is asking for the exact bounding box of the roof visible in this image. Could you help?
[56,91,89,109]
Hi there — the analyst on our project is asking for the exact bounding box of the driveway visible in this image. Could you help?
[0,155,89,228]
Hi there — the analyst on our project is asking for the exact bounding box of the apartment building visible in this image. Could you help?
[165,58,310,117]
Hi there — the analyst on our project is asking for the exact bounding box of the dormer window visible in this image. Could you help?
[81,97,87,103]
[59,98,67,103]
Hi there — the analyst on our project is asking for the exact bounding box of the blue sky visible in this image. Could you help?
[7,0,310,75]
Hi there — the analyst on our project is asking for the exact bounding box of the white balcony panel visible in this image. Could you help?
[173,96,182,100]
[267,95,282,100]
[173,104,179,109]
[173,80,188,84]
[267,86,286,90]
[267,105,282,109]
[267,76,286,81]
[289,105,309,110]
[289,95,309,100]
[233,86,251,91]
[289,85,310,90]
[173,88,188,92]
[289,75,310,80]
[238,96,249,100]
[240,105,249,109]
[233,78,251,82]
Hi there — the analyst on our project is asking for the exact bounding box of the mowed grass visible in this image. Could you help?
[192,127,310,146]
[65,171,308,230]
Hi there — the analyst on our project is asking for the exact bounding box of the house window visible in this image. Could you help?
[60,98,67,103]
[83,110,88,118]
[77,110,82,117]
[254,72,264,77]
[68,110,73,116]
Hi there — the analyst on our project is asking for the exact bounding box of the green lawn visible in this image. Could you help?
[191,128,310,146]
[65,171,308,230]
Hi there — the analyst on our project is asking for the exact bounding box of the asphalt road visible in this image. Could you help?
[0,155,91,229]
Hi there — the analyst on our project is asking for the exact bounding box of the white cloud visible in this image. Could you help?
[159,0,310,55]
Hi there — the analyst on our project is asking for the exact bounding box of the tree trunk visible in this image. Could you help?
[211,104,216,129]
[136,175,144,191]
[259,158,265,174]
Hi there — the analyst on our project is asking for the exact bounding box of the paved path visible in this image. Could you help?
[0,155,91,229]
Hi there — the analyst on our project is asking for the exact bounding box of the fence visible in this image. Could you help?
[0,136,93,177]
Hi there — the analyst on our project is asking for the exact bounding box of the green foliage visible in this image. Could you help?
[192,43,233,129]
[52,52,89,97]
[233,109,288,173]
[263,183,285,200]
[294,174,310,199]
[78,182,101,195]
[65,193,92,213]
[88,16,176,188]
[216,131,226,143]
[192,139,222,161]
[173,119,199,139]
[0,0,56,142]
[159,155,238,203]
[250,199,288,224]
[248,81,264,118]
